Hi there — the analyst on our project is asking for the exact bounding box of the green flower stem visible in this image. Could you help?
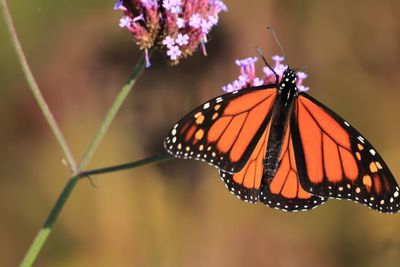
[19,53,149,267]
[20,154,165,266]
[81,153,173,177]
[1,0,77,172]
[77,51,148,171]
[20,175,80,267]
[20,152,171,266]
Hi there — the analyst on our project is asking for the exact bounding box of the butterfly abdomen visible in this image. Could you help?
[265,74,297,180]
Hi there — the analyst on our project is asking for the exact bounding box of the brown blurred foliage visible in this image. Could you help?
[1,0,400,266]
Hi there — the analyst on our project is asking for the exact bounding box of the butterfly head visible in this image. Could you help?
[279,68,297,92]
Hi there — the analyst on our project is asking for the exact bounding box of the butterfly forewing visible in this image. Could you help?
[291,93,400,213]
[164,86,277,173]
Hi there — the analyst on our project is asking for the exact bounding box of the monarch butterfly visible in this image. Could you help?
[164,54,400,213]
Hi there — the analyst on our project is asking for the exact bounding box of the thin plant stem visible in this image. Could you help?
[20,152,171,266]
[20,152,163,267]
[20,175,80,267]
[77,51,148,171]
[0,0,77,172]
[81,153,173,177]
[19,52,149,267]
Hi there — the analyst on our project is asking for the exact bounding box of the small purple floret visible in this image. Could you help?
[189,13,202,28]
[119,17,132,28]
[272,55,285,64]
[167,45,182,60]
[114,0,124,10]
[176,17,185,28]
[162,36,176,47]
[176,33,189,46]
[145,49,151,68]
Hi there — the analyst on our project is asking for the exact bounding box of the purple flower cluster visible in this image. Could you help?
[114,0,227,67]
[222,55,309,93]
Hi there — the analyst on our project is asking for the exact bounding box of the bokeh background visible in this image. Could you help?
[1,0,400,266]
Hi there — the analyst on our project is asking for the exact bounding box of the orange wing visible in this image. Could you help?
[259,120,326,211]
[219,121,271,203]
[165,87,277,173]
[292,94,400,213]
[221,115,326,211]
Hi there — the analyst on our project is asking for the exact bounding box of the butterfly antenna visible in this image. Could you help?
[256,47,279,85]
[267,26,289,67]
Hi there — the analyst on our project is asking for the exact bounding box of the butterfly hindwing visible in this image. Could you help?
[291,93,400,213]
[219,122,270,203]
[165,86,277,173]
[259,116,326,211]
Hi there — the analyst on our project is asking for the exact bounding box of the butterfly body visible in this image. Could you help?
[164,65,400,213]
[265,69,297,180]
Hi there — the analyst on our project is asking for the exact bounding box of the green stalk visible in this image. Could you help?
[77,52,148,170]
[21,152,170,266]
[1,0,77,172]
[81,153,173,177]
[20,175,80,267]
[20,53,149,267]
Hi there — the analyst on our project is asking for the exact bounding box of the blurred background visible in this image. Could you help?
[1,0,400,266]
